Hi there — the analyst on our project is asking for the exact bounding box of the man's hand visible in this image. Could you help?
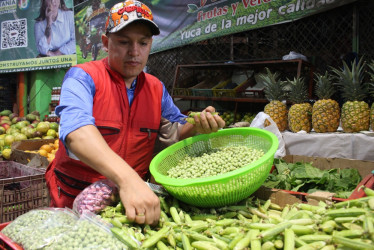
[192,106,226,134]
[66,125,161,225]
[118,176,160,225]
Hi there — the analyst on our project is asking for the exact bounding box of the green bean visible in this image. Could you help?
[228,232,245,249]
[110,217,122,228]
[156,240,170,250]
[262,241,276,250]
[141,226,170,249]
[250,229,262,250]
[332,235,374,249]
[298,234,332,243]
[181,232,192,250]
[233,230,252,250]
[284,228,295,250]
[258,221,292,240]
[159,196,170,214]
[320,220,337,234]
[296,241,326,250]
[111,227,139,249]
[212,234,230,250]
[325,208,367,218]
[290,225,315,235]
[170,207,182,224]
[362,186,374,196]
[191,241,220,250]
[274,239,284,249]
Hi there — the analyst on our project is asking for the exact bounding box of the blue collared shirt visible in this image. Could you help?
[56,67,187,144]
[34,9,76,56]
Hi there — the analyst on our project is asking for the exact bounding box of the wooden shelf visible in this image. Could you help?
[173,95,269,103]
[172,59,315,112]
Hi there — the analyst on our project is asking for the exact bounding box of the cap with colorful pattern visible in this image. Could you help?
[105,0,160,35]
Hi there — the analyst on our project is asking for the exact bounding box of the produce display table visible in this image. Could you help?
[282,131,374,161]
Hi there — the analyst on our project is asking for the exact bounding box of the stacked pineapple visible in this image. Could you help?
[259,68,288,132]
[368,60,374,131]
[331,57,370,132]
[287,77,312,133]
[312,72,340,133]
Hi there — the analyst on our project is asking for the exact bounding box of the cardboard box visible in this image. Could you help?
[10,139,55,169]
[253,155,374,207]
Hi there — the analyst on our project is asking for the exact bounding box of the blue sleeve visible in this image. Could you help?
[161,83,187,124]
[55,67,96,145]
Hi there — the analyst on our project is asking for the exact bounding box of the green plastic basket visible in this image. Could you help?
[150,127,279,207]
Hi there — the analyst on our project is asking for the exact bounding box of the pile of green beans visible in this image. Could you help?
[102,187,374,250]
[167,146,265,179]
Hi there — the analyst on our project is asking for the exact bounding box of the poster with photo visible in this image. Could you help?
[0,0,77,73]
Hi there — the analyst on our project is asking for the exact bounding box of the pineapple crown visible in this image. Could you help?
[330,57,368,102]
[368,60,374,98]
[314,71,336,100]
[287,76,308,104]
[258,67,287,101]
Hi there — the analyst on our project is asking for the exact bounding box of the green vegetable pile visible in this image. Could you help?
[263,159,362,198]
[1,208,126,250]
[101,187,374,250]
[167,146,265,179]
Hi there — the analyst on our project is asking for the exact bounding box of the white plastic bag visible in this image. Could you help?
[250,112,286,158]
[282,51,308,61]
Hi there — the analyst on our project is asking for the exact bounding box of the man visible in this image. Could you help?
[45,0,225,225]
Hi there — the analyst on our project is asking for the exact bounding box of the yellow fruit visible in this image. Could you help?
[40,144,53,153]
[38,149,48,157]
[2,148,12,160]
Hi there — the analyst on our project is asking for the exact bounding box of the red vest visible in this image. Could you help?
[52,58,163,185]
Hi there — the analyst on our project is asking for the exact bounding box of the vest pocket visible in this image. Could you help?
[97,126,120,136]
[54,169,92,198]
[139,127,159,139]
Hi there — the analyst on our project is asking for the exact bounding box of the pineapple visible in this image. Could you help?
[287,77,312,133]
[259,68,288,131]
[331,57,370,132]
[368,60,374,131]
[312,72,340,133]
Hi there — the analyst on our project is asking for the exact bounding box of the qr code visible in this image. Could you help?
[1,18,28,50]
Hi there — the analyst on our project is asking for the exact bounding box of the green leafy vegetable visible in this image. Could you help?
[263,159,362,198]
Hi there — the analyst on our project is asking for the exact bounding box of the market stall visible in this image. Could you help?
[1,0,374,249]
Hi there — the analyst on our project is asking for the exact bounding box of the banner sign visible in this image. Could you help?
[74,0,357,64]
[150,0,357,53]
[0,0,77,73]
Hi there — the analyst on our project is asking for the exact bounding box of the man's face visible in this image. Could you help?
[102,22,153,84]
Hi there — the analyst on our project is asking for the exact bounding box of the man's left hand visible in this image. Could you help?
[192,106,225,134]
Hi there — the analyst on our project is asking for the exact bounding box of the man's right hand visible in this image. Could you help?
[118,176,161,225]
[65,125,161,225]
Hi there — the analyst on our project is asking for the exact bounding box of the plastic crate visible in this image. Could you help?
[172,87,191,96]
[189,73,231,97]
[213,76,254,98]
[0,222,22,250]
[0,161,49,223]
